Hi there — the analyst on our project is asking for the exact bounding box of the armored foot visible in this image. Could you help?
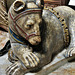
[7,48,40,75]
[6,61,28,75]
[65,47,75,57]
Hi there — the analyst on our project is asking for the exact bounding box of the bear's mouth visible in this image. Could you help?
[28,36,41,45]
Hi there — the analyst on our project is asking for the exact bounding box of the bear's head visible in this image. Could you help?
[8,0,44,45]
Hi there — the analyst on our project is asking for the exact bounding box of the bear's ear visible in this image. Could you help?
[13,0,25,12]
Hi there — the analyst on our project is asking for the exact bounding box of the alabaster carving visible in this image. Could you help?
[0,0,75,75]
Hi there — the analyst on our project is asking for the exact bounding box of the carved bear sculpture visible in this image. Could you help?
[4,0,75,75]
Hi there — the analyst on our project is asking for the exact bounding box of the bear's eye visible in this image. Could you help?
[25,24,33,29]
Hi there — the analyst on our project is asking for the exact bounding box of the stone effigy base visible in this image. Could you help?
[0,50,75,75]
